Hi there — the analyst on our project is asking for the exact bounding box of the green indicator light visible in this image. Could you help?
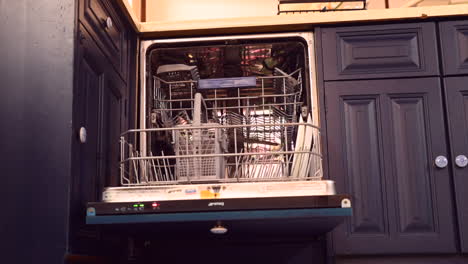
[133,204,138,208]
[139,204,144,207]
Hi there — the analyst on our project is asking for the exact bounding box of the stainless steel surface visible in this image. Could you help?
[79,127,87,143]
[435,155,448,168]
[102,180,336,202]
[152,68,303,119]
[139,32,317,159]
[455,155,468,168]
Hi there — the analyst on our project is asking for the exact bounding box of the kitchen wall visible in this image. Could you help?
[142,0,387,22]
[127,0,142,21]
[132,0,468,23]
[146,0,278,22]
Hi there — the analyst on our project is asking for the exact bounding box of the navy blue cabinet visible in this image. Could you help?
[320,22,439,80]
[79,0,129,82]
[444,76,468,253]
[69,0,134,258]
[70,24,121,253]
[439,21,468,76]
[317,21,468,256]
[324,78,457,255]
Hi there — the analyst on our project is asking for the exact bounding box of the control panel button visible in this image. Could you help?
[86,207,96,217]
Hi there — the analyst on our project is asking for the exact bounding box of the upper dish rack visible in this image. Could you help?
[119,67,323,186]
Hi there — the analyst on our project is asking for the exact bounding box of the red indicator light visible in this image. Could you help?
[152,202,159,207]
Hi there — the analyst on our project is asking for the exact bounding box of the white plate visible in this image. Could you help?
[291,115,306,178]
[299,114,314,178]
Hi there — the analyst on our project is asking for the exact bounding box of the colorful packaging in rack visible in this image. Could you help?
[198,76,257,89]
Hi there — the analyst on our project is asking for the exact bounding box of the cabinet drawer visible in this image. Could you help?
[79,0,128,82]
[320,23,439,80]
[439,20,468,76]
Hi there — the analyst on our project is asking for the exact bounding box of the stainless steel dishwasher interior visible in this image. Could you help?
[102,32,335,203]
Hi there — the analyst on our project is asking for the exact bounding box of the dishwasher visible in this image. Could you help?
[86,32,351,233]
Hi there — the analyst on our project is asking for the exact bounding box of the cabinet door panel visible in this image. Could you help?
[320,23,439,80]
[439,21,468,75]
[326,78,456,254]
[78,59,102,206]
[73,26,108,213]
[102,71,126,187]
[342,97,387,235]
[79,0,129,81]
[389,96,435,233]
[71,24,128,253]
[445,76,468,252]
[71,26,109,249]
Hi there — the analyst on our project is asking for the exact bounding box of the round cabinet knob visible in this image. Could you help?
[105,17,113,29]
[435,155,448,169]
[455,155,468,168]
[79,127,87,143]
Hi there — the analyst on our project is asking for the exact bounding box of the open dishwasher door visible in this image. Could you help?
[86,32,351,235]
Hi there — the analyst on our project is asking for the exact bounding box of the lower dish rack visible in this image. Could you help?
[120,122,322,185]
[107,118,328,202]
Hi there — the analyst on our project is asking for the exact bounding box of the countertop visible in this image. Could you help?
[117,2,468,37]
